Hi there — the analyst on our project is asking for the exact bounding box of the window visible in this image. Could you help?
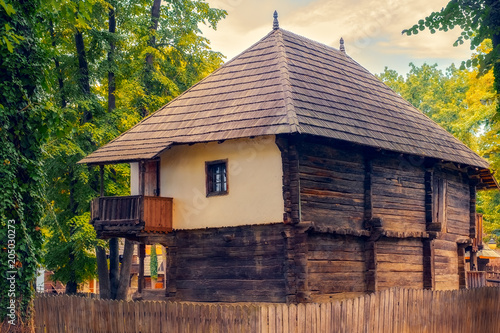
[206,160,228,196]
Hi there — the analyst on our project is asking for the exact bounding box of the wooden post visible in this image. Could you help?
[139,161,145,196]
[283,224,310,303]
[363,153,379,293]
[99,165,104,197]
[469,183,477,240]
[424,168,433,226]
[423,168,436,290]
[276,135,301,224]
[165,242,177,299]
[457,245,467,288]
[363,155,373,227]
[364,240,377,292]
[469,181,478,271]
[423,239,435,290]
[156,160,160,196]
[138,243,146,293]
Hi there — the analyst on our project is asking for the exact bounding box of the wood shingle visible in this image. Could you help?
[80,28,493,182]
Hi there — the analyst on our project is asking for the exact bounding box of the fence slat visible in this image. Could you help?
[33,288,500,332]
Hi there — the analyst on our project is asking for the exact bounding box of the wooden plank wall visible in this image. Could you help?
[441,171,470,236]
[371,157,426,232]
[433,239,459,290]
[34,287,500,333]
[171,224,287,303]
[377,238,424,290]
[298,140,365,230]
[306,234,366,300]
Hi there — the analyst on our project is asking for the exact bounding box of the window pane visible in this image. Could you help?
[207,161,227,195]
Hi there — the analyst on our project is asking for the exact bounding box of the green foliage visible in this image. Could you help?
[0,0,56,325]
[0,0,226,322]
[40,0,227,295]
[403,0,500,76]
[43,213,102,285]
[150,245,157,280]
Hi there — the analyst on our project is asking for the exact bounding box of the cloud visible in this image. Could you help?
[202,0,473,73]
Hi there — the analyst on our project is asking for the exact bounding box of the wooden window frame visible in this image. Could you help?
[205,159,229,197]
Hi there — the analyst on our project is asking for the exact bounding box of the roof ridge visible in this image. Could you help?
[275,29,300,134]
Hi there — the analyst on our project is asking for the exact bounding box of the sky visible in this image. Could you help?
[200,0,474,76]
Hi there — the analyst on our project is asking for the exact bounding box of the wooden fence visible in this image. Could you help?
[466,271,487,288]
[34,287,500,333]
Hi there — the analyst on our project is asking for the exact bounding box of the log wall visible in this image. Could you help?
[377,238,424,290]
[440,170,470,236]
[169,224,287,303]
[298,139,365,230]
[151,137,478,303]
[433,239,459,290]
[306,233,366,299]
[371,157,426,232]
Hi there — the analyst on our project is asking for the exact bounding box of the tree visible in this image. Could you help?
[0,0,56,329]
[42,0,226,299]
[403,0,500,113]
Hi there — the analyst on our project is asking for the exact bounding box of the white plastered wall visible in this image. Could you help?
[130,162,139,195]
[159,135,285,229]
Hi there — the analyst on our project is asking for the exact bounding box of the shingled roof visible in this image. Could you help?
[79,26,495,185]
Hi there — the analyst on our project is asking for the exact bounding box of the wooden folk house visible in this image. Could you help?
[80,14,498,303]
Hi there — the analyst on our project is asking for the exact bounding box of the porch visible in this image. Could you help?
[90,195,173,238]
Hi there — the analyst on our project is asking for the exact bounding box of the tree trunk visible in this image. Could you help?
[96,245,111,299]
[141,0,162,117]
[146,0,161,66]
[109,237,120,299]
[74,29,92,123]
[49,21,66,108]
[108,2,116,113]
[115,240,135,300]
[65,280,78,294]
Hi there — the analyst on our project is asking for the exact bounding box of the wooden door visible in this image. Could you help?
[144,160,159,196]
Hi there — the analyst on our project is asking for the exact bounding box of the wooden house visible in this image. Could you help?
[80,14,498,303]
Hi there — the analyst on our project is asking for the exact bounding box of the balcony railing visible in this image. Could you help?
[91,195,173,238]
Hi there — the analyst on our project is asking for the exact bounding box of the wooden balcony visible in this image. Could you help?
[91,195,173,239]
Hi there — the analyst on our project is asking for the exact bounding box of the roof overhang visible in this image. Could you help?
[78,141,173,165]
[476,168,499,190]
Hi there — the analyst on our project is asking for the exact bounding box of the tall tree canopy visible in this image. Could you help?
[1,0,226,327]
[403,0,500,112]
[0,0,54,329]
[42,0,226,296]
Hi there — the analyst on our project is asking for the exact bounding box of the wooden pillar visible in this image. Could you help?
[99,165,104,197]
[424,168,433,226]
[138,243,146,293]
[423,168,436,289]
[469,181,478,271]
[276,135,301,224]
[288,140,301,224]
[457,245,467,288]
[155,160,161,196]
[422,239,435,289]
[283,224,310,303]
[139,160,145,196]
[469,183,477,240]
[363,153,380,292]
[363,155,373,226]
[165,242,177,299]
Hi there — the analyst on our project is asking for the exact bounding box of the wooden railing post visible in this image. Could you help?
[139,243,146,293]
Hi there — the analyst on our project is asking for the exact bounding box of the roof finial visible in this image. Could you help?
[273,11,279,30]
[340,37,345,53]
